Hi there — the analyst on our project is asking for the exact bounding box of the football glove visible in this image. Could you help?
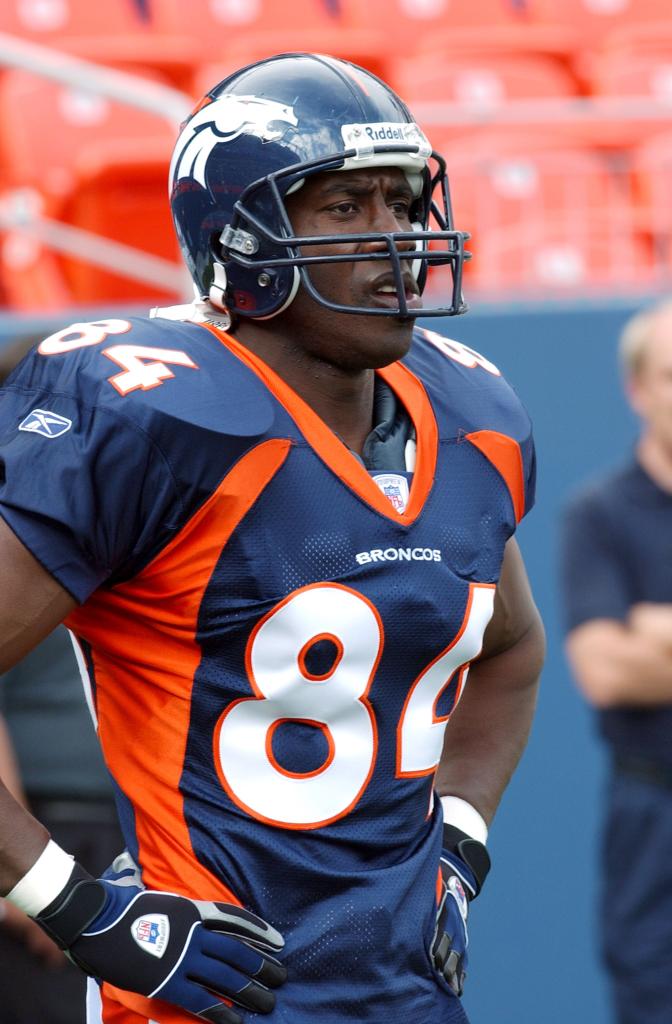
[34,852,286,1023]
[430,824,491,997]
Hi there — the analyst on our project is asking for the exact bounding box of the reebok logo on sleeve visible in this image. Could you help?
[18,409,73,439]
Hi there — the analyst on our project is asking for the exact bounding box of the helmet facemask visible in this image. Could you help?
[212,146,469,320]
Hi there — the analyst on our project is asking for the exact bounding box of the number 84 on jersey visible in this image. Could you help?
[215,581,495,830]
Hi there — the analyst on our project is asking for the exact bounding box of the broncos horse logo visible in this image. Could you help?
[170,94,298,189]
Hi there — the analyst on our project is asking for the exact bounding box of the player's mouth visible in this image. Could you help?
[367,272,422,311]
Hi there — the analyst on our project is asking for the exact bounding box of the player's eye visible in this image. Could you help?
[329,201,358,215]
[390,200,411,218]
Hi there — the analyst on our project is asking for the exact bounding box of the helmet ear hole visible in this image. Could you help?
[252,267,301,320]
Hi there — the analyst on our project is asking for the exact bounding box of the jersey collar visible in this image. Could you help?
[201,324,438,526]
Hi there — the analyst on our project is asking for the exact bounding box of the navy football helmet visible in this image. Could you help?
[169,53,469,320]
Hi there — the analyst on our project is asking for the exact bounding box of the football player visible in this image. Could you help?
[0,53,544,1024]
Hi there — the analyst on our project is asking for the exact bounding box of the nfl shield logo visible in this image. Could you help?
[447,875,469,922]
[131,913,170,958]
[372,473,410,513]
[137,920,159,943]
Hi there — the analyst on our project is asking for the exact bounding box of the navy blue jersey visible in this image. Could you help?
[561,460,672,768]
[0,315,535,1023]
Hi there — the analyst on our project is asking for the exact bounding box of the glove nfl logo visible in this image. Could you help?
[131,913,170,958]
[447,876,469,922]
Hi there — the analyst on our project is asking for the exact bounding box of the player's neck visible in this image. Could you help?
[637,432,672,494]
[296,368,376,456]
[233,324,376,456]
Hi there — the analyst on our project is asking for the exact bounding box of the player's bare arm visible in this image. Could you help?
[0,765,51,893]
[0,546,62,941]
[436,537,545,824]
[0,688,48,894]
[566,608,672,707]
[0,708,66,967]
[0,524,60,917]
[0,711,25,804]
[0,519,73,889]
[0,517,76,676]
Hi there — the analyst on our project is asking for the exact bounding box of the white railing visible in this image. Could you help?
[413,94,672,130]
[0,33,192,296]
[0,33,191,124]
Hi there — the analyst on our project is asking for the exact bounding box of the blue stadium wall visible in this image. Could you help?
[0,295,654,1023]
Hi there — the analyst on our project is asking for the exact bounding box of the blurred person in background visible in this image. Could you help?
[0,340,123,1024]
[561,298,672,1024]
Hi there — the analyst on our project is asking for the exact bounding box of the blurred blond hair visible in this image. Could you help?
[619,298,672,380]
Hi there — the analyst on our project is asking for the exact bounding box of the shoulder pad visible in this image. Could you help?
[6,316,274,439]
[410,326,502,379]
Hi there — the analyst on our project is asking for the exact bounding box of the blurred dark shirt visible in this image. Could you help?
[561,459,672,768]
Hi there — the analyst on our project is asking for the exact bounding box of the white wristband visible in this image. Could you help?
[440,796,488,845]
[6,840,75,917]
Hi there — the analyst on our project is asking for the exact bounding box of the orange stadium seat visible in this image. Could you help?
[583,27,672,99]
[0,0,194,88]
[426,95,669,157]
[175,0,389,81]
[459,213,657,295]
[448,140,602,238]
[392,53,578,111]
[631,131,672,237]
[656,231,672,284]
[573,16,672,145]
[533,0,671,48]
[535,2,672,90]
[383,0,576,64]
[0,69,181,308]
[588,50,672,102]
[435,141,644,293]
[598,19,672,62]
[432,128,604,187]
